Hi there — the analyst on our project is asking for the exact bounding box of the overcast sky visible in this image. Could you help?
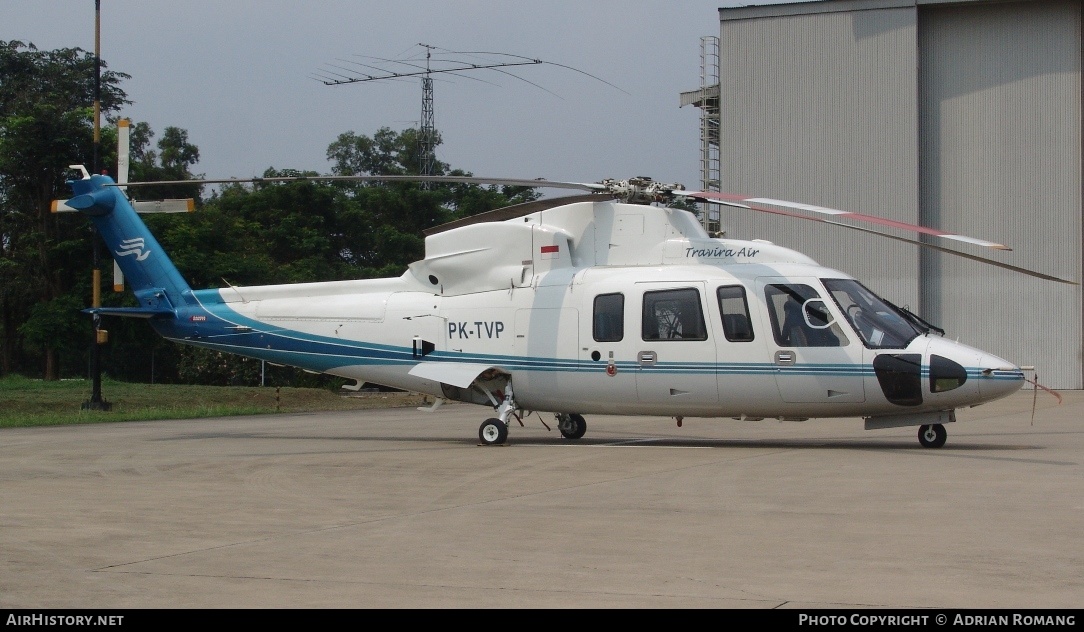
[2,1,809,193]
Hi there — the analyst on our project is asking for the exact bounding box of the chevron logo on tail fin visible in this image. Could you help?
[115,237,150,261]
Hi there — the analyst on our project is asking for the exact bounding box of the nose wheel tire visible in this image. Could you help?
[479,418,508,445]
[558,413,587,440]
[918,423,947,449]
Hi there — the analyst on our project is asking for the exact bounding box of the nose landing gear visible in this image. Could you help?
[479,418,509,445]
[918,423,947,449]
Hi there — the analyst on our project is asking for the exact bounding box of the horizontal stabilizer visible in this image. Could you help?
[82,306,176,319]
[53,198,194,213]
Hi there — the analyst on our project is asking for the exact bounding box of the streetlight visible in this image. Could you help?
[83,0,109,410]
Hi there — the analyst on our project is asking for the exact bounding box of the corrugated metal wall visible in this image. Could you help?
[718,4,921,311]
[918,0,1082,388]
[718,0,1083,388]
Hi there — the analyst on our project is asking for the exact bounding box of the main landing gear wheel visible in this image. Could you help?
[558,413,587,440]
[479,418,508,445]
[918,423,947,449]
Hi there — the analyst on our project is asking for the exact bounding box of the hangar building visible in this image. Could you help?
[682,0,1082,388]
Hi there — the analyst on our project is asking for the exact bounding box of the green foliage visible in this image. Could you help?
[177,347,262,386]
[123,120,203,202]
[0,374,426,428]
[667,197,700,214]
[322,126,540,274]
[174,346,349,389]
[17,294,90,373]
[327,126,450,178]
[0,40,129,379]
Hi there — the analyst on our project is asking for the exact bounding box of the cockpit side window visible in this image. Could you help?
[717,285,754,342]
[765,283,847,347]
[593,293,624,342]
[642,288,708,341]
[822,278,920,349]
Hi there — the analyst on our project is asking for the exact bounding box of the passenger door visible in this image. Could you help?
[634,282,719,409]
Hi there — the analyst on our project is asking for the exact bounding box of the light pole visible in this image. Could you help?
[83,0,110,410]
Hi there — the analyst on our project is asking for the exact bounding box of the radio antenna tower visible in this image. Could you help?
[316,44,626,179]
[418,44,436,179]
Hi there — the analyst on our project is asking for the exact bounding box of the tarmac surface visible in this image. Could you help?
[1,388,1081,609]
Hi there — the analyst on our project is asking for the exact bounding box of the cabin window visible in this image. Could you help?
[641,288,708,341]
[593,293,624,342]
[765,284,847,347]
[717,285,754,342]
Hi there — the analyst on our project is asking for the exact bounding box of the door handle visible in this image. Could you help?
[775,350,795,365]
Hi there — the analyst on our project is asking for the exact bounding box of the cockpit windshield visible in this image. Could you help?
[822,279,921,349]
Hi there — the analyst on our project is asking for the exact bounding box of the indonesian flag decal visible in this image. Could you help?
[540,244,560,260]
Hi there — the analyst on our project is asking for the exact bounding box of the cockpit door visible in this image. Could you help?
[756,277,866,404]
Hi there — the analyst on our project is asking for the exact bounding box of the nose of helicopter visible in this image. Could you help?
[924,338,1024,406]
[973,349,1026,402]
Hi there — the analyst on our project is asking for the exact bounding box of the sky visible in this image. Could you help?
[1,1,809,194]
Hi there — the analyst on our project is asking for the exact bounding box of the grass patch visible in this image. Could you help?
[0,375,429,428]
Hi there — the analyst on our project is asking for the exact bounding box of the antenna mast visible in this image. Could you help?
[316,46,624,179]
[419,44,436,178]
[318,45,545,178]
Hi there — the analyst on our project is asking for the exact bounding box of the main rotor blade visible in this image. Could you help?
[831,221,1077,285]
[112,174,607,192]
[679,190,1011,251]
[684,190,1075,284]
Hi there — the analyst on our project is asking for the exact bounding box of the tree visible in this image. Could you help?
[123,120,203,203]
[327,127,424,177]
[0,40,129,379]
[167,169,344,287]
[327,127,540,274]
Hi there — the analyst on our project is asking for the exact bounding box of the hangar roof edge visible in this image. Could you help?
[720,0,1038,21]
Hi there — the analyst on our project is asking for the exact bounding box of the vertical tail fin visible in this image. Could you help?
[67,172,192,315]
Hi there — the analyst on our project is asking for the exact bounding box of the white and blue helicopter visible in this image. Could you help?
[63,168,1073,448]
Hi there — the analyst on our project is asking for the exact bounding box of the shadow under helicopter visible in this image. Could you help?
[158,429,1057,459]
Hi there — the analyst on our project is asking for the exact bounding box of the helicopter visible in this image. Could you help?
[61,168,1074,449]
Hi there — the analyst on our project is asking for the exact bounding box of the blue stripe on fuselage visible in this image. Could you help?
[151,297,1014,383]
